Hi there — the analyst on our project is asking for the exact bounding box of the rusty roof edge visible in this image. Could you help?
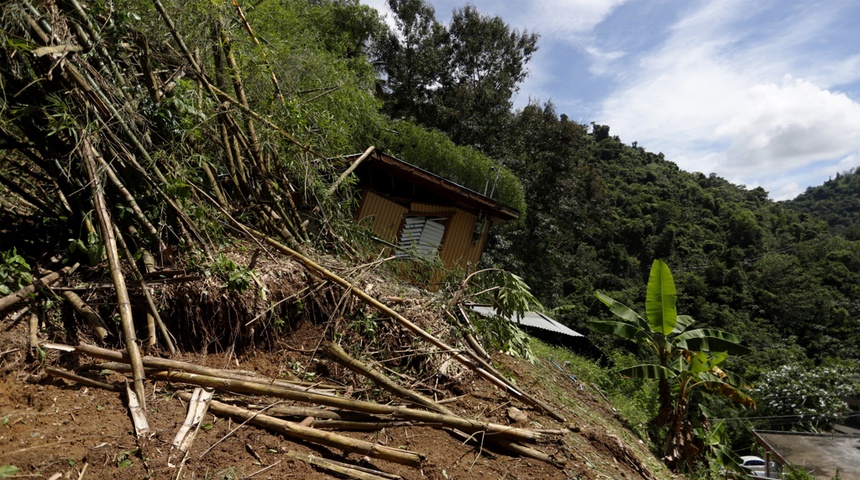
[347,151,520,221]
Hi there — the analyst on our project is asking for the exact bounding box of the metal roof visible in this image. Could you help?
[753,430,860,479]
[346,151,520,222]
[467,305,584,338]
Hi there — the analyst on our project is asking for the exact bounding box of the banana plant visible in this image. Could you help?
[588,259,754,472]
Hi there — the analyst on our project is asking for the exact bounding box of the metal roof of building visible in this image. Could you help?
[467,305,584,338]
[346,151,520,222]
[753,430,860,479]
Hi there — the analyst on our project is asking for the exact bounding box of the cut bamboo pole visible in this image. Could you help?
[328,146,374,195]
[61,291,109,341]
[45,366,122,392]
[175,391,423,467]
[247,405,380,421]
[28,312,39,352]
[149,369,542,442]
[310,419,429,431]
[169,387,214,467]
[126,382,151,437]
[324,342,453,415]
[69,349,546,443]
[0,264,77,313]
[81,138,147,411]
[66,343,340,396]
[112,223,176,355]
[454,306,490,360]
[286,451,395,480]
[246,228,566,423]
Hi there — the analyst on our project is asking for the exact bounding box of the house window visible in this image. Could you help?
[396,216,446,261]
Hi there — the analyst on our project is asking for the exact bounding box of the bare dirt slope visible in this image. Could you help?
[0,315,672,480]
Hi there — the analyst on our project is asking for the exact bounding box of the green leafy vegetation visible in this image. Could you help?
[0,248,32,294]
[589,260,753,472]
[0,466,21,478]
[786,167,860,239]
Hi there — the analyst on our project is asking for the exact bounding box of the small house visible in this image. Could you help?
[348,151,519,272]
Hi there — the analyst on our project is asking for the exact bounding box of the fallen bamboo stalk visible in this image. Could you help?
[484,436,565,467]
[175,391,423,467]
[28,312,39,352]
[169,387,214,467]
[286,451,394,480]
[126,382,150,437]
[324,342,453,415]
[246,227,566,422]
[0,264,78,313]
[64,343,341,396]
[112,223,176,355]
[247,405,381,421]
[454,306,490,360]
[149,369,543,442]
[61,291,109,341]
[291,453,402,480]
[77,353,546,443]
[82,138,147,411]
[310,419,432,430]
[328,146,374,195]
[45,366,122,392]
[324,347,564,465]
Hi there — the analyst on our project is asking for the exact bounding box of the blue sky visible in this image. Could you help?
[362,0,860,200]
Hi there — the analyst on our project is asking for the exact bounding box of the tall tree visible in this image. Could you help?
[377,0,447,121]
[435,5,538,152]
[375,1,538,154]
[487,102,606,307]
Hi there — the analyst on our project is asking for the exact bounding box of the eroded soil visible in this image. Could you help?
[0,314,669,479]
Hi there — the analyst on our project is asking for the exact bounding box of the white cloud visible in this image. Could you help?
[518,0,628,40]
[596,0,860,200]
[420,0,627,38]
[715,78,860,175]
[585,46,626,76]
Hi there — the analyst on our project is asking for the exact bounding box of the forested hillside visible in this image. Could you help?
[786,167,860,240]
[370,0,860,453]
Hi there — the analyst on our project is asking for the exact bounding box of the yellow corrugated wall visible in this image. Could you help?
[410,202,484,270]
[358,194,490,271]
[357,191,408,244]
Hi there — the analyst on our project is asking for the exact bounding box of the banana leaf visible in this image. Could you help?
[594,291,650,331]
[586,320,648,344]
[645,260,677,335]
[672,314,695,334]
[675,328,750,355]
[697,372,756,408]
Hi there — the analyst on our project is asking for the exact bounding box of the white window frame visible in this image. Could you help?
[396,216,446,261]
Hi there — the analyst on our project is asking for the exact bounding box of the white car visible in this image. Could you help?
[739,456,768,476]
